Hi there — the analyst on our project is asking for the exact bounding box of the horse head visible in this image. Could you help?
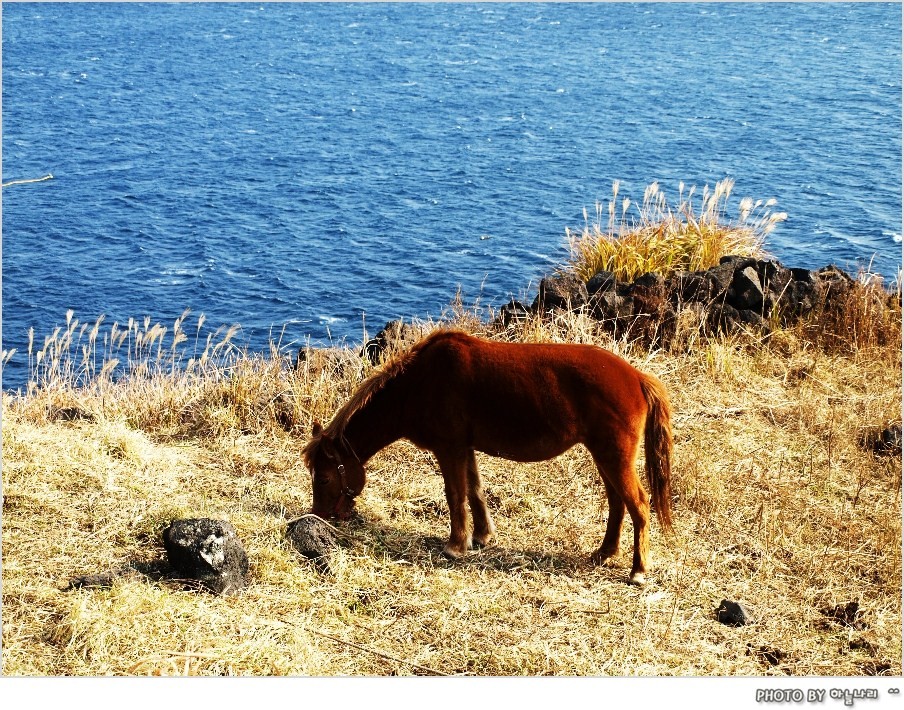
[306,422,365,521]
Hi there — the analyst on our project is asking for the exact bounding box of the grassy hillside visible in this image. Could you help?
[3,183,900,676]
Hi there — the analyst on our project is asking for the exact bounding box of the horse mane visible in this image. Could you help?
[302,328,461,467]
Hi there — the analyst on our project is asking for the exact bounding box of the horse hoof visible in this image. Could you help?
[442,545,467,560]
[628,572,646,587]
[471,535,496,550]
[590,549,617,566]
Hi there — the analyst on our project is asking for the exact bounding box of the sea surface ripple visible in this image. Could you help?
[3,3,901,389]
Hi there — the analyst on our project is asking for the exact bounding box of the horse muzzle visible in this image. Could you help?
[312,494,355,521]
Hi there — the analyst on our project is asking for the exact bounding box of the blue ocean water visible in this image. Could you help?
[3,3,901,390]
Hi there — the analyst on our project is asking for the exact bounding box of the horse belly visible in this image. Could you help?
[471,418,579,462]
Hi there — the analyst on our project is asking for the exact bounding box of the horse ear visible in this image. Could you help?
[312,421,322,437]
[319,433,339,460]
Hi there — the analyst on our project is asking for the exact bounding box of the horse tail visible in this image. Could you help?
[638,373,674,534]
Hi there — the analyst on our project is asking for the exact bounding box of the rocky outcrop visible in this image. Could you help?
[523,256,879,346]
[498,299,532,326]
[361,319,418,365]
[531,273,589,312]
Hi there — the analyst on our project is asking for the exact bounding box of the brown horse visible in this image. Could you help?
[303,329,673,585]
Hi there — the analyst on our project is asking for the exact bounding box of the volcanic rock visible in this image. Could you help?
[362,319,415,365]
[533,273,589,313]
[162,518,249,595]
[497,299,532,326]
[287,515,339,573]
[586,270,617,297]
[717,599,752,626]
[731,266,766,310]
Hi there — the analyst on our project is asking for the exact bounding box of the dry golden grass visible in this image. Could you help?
[2,298,900,676]
[567,179,786,282]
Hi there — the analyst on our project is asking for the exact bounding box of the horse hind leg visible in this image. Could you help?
[590,476,626,566]
[590,443,650,586]
[622,479,650,586]
[434,449,472,559]
[467,449,496,548]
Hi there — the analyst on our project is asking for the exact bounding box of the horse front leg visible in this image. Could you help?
[435,450,471,559]
[467,449,496,548]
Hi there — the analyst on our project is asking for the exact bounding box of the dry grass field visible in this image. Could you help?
[2,290,900,676]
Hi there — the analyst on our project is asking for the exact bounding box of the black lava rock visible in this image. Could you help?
[497,299,532,326]
[669,271,712,304]
[860,424,902,457]
[719,255,758,271]
[706,260,742,300]
[162,518,249,595]
[50,406,96,423]
[533,273,589,313]
[731,266,765,310]
[361,320,414,365]
[593,291,633,318]
[717,599,752,626]
[586,270,617,297]
[875,425,902,456]
[707,303,742,333]
[287,515,339,573]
